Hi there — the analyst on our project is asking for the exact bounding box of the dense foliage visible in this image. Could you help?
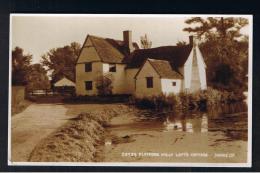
[130,88,246,111]
[12,47,50,90]
[12,47,32,85]
[41,42,81,83]
[26,64,50,91]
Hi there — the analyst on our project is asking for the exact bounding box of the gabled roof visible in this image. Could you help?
[78,35,139,64]
[54,77,75,87]
[123,45,193,71]
[148,59,183,79]
[135,59,183,79]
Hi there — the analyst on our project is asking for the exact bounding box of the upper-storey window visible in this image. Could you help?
[109,64,116,72]
[85,62,92,72]
[172,81,177,86]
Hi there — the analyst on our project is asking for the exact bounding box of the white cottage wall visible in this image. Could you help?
[161,79,182,95]
[125,68,139,94]
[103,63,127,94]
[135,61,162,97]
[76,62,103,95]
[183,45,207,92]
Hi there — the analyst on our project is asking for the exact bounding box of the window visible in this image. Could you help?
[85,81,93,90]
[172,81,176,86]
[146,77,153,88]
[85,62,92,72]
[109,64,116,72]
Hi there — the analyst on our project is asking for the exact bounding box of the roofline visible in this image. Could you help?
[134,58,161,79]
[88,35,104,62]
[75,34,90,64]
[76,60,127,65]
[148,59,184,79]
[54,76,75,84]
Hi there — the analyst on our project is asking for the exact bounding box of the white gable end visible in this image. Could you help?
[183,45,207,90]
[77,36,101,63]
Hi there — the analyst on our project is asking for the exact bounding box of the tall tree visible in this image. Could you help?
[12,47,32,85]
[26,64,50,91]
[183,17,249,91]
[41,42,81,83]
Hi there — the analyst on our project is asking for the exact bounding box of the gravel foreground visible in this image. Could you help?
[28,104,133,162]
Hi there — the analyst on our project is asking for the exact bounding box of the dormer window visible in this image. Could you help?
[85,62,92,72]
[109,64,116,72]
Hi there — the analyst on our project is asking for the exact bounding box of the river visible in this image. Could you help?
[96,102,248,163]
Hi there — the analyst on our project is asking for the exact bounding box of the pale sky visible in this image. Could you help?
[11,15,250,64]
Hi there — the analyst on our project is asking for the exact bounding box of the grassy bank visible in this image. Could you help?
[28,104,133,162]
[130,87,246,111]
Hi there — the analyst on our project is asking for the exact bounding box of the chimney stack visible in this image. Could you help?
[189,35,197,47]
[123,30,134,53]
[189,35,194,47]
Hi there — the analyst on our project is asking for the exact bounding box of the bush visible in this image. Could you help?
[130,88,246,111]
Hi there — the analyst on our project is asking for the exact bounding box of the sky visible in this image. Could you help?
[11,15,251,64]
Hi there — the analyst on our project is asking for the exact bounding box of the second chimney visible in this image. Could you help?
[189,35,194,47]
[123,30,134,53]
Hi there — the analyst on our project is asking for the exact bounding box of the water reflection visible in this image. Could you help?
[164,112,207,133]
[162,102,247,140]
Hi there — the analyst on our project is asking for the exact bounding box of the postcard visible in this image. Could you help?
[9,14,252,167]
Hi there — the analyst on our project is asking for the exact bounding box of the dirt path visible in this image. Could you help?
[11,103,123,162]
[11,103,71,162]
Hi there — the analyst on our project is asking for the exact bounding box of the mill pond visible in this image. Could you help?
[99,102,248,163]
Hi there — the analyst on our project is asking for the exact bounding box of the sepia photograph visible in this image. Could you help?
[9,14,252,167]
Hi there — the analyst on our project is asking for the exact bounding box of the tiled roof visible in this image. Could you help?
[148,59,183,79]
[88,35,139,63]
[123,45,193,71]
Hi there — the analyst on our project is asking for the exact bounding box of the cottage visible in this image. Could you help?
[75,30,207,97]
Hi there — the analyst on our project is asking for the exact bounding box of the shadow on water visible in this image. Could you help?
[132,102,248,141]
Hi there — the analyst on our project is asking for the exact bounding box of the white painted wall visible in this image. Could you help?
[77,37,100,63]
[183,45,207,91]
[161,79,182,95]
[135,61,162,97]
[103,63,127,94]
[196,46,207,90]
[76,37,103,95]
[125,68,139,94]
[184,49,193,90]
[76,62,103,95]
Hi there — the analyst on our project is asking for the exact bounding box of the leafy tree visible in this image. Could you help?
[12,47,32,85]
[183,17,249,92]
[140,34,152,49]
[95,74,113,96]
[26,64,50,91]
[41,42,81,83]
[183,17,248,40]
